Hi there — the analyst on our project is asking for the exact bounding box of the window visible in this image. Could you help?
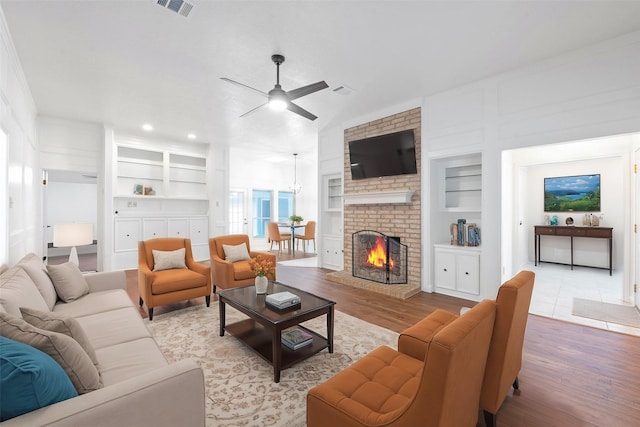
[278,191,293,223]
[229,190,245,234]
[252,189,272,238]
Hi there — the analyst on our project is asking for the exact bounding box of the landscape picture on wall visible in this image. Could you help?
[544,174,600,212]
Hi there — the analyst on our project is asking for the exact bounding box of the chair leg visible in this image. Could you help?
[205,295,211,307]
[139,297,143,307]
[483,410,496,427]
[148,308,154,321]
[513,376,520,390]
[212,285,217,294]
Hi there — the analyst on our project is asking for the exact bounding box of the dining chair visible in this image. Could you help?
[294,220,316,252]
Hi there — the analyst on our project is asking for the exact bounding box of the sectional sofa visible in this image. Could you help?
[0,253,205,426]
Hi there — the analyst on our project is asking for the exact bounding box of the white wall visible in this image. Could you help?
[421,30,640,299]
[0,6,39,265]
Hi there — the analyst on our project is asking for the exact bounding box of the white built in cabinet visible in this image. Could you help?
[433,244,480,299]
[320,173,343,270]
[111,143,210,270]
[437,154,482,212]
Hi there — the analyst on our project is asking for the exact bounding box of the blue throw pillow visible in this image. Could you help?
[0,336,78,421]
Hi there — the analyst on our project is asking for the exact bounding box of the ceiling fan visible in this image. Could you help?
[221,54,328,121]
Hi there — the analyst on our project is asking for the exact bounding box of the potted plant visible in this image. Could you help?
[289,215,304,225]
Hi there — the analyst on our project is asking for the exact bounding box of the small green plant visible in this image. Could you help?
[289,215,304,223]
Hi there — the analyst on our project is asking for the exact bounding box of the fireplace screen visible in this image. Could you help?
[352,230,408,285]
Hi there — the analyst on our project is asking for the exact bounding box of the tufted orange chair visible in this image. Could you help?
[138,238,211,321]
[396,270,535,427]
[208,234,276,293]
[307,299,496,427]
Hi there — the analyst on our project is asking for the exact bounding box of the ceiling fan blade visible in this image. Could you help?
[240,102,268,118]
[287,101,318,121]
[220,77,268,98]
[286,81,329,101]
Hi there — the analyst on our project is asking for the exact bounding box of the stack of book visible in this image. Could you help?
[450,219,481,247]
[281,328,313,351]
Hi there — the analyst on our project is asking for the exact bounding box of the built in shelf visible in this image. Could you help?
[343,190,415,205]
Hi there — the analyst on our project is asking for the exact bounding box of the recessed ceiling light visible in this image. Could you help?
[142,124,153,131]
[187,133,196,139]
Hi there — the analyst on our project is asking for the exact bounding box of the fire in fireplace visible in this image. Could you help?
[352,230,408,285]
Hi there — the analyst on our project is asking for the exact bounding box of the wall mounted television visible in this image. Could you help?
[348,129,417,180]
[544,174,600,212]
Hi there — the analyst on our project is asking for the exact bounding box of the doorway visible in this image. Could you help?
[43,170,98,271]
[229,189,247,234]
[635,145,640,309]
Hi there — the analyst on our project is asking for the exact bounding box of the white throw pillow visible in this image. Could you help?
[46,263,89,303]
[152,248,187,272]
[222,243,251,263]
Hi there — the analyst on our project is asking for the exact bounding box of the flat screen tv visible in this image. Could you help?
[544,174,600,212]
[348,129,417,180]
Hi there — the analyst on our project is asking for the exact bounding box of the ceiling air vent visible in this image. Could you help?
[156,0,194,18]
[333,85,354,96]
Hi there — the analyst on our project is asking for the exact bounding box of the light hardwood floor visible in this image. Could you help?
[115,253,640,427]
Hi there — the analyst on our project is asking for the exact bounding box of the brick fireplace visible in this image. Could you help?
[326,107,422,299]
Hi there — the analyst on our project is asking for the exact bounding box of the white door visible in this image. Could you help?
[229,189,248,234]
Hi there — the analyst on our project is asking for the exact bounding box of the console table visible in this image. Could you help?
[534,226,613,276]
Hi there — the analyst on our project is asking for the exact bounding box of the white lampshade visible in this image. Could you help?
[53,223,93,247]
[53,223,93,267]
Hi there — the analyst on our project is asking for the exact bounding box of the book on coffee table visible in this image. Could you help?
[281,328,313,350]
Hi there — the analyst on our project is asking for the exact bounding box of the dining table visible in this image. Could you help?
[279,223,306,256]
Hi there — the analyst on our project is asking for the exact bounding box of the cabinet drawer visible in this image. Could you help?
[456,254,480,295]
[535,227,556,235]
[585,228,612,238]
[556,227,585,236]
[189,217,209,245]
[142,219,167,240]
[114,219,140,252]
[167,218,189,238]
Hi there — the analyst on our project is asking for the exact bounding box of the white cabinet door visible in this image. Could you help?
[114,219,140,252]
[189,217,209,245]
[167,218,189,238]
[434,245,480,298]
[434,250,456,290]
[456,253,480,294]
[142,218,167,240]
[322,236,343,270]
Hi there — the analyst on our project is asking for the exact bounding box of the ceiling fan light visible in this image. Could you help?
[269,98,287,111]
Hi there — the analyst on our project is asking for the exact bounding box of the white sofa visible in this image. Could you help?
[0,253,205,426]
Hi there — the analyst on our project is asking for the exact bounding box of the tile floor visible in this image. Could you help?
[527,262,640,336]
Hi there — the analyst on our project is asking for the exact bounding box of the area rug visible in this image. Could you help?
[572,298,640,328]
[146,305,398,427]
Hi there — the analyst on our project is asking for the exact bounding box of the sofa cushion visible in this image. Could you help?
[75,307,152,350]
[152,248,187,272]
[233,260,255,280]
[0,312,102,394]
[151,269,207,295]
[0,267,50,317]
[222,243,251,263]
[19,307,100,370]
[17,253,58,311]
[46,263,89,302]
[96,337,167,386]
[0,336,78,421]
[52,289,133,318]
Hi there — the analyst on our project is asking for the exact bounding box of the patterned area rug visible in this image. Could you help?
[146,304,398,427]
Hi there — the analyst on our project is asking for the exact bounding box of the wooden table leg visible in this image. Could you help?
[272,328,282,383]
[219,300,226,336]
[327,306,334,353]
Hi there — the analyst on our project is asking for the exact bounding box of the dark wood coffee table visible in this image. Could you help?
[218,281,335,383]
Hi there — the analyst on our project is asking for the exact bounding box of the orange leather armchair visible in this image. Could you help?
[138,238,211,320]
[307,299,496,427]
[480,270,535,427]
[397,270,535,427]
[208,234,276,293]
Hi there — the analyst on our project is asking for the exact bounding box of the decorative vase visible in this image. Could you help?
[255,275,268,294]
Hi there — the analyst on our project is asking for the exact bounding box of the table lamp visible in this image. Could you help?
[53,223,93,266]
